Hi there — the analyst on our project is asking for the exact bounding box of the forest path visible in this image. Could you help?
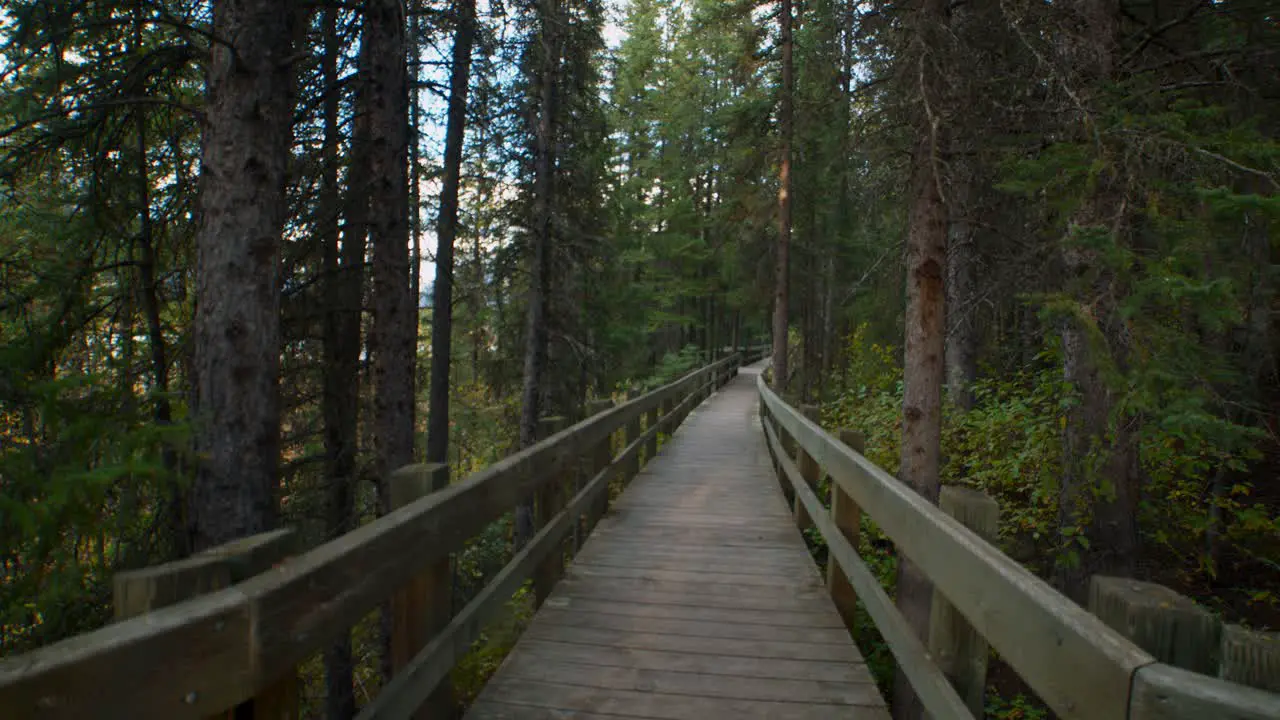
[465,362,889,719]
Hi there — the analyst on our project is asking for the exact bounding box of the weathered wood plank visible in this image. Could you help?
[1129,663,1280,720]
[480,679,885,720]
[572,554,818,578]
[538,597,844,629]
[533,608,851,645]
[566,564,823,589]
[516,641,867,683]
[467,702,638,719]
[545,580,839,614]
[498,655,882,705]
[522,625,860,663]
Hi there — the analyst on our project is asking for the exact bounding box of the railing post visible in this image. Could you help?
[1088,576,1222,676]
[389,463,453,719]
[793,404,821,530]
[535,417,569,607]
[582,399,614,543]
[1222,625,1280,692]
[928,485,999,717]
[113,529,298,719]
[644,403,659,464]
[828,429,865,633]
[624,390,641,483]
[772,415,796,507]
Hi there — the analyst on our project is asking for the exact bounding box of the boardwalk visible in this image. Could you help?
[467,364,890,719]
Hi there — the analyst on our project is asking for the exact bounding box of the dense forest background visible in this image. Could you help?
[0,0,1276,717]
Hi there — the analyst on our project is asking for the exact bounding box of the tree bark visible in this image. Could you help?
[1054,0,1140,603]
[771,0,793,392]
[425,0,478,465]
[130,2,182,560]
[944,180,977,411]
[189,0,295,551]
[516,0,560,549]
[320,4,363,715]
[365,0,414,682]
[894,0,948,716]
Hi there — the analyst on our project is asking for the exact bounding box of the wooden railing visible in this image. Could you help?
[0,353,762,719]
[757,374,1280,720]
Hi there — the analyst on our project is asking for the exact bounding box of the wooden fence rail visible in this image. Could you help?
[757,372,1280,720]
[0,350,764,720]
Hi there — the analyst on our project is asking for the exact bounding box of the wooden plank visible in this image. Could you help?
[515,641,867,683]
[467,702,637,720]
[559,574,828,604]
[1129,663,1280,720]
[572,554,817,579]
[538,597,844,629]
[480,679,884,720]
[523,620,860,663]
[533,608,851,645]
[566,564,821,589]
[113,529,296,620]
[575,541,805,564]
[587,524,800,547]
[498,655,882,705]
[0,591,253,719]
[759,374,1154,720]
[764,420,972,720]
[547,580,839,614]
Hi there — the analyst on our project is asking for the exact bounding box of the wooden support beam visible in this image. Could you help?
[644,405,659,465]
[113,529,298,720]
[389,463,453,720]
[624,390,641,483]
[929,486,999,717]
[828,428,865,633]
[793,404,821,530]
[535,417,568,607]
[583,399,615,542]
[1222,624,1280,693]
[1089,576,1222,675]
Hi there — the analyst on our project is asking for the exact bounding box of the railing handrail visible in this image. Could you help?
[755,373,1280,720]
[0,353,754,719]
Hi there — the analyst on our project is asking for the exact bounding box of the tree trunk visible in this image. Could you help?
[894,1,948,717]
[365,0,414,681]
[516,0,560,549]
[130,3,182,560]
[189,0,296,551]
[425,0,477,465]
[944,181,977,411]
[771,0,793,391]
[1054,0,1140,603]
[321,3,363,715]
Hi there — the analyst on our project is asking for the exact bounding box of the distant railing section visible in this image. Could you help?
[757,373,1280,720]
[0,353,753,719]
